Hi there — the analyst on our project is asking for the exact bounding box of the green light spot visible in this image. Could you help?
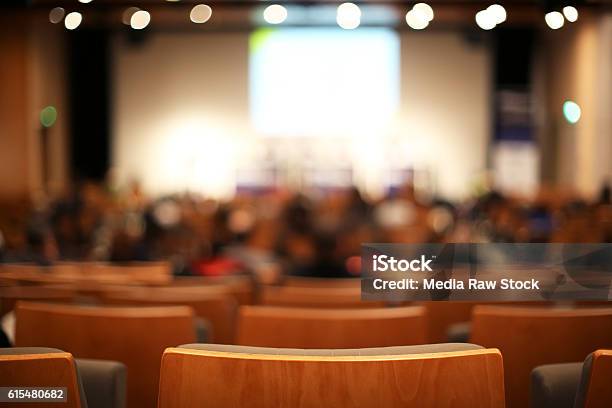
[40,106,58,128]
[250,28,275,54]
[563,100,581,125]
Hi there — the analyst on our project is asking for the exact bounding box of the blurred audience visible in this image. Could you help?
[1,179,610,278]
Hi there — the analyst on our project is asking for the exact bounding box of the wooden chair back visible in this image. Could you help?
[15,302,196,408]
[0,265,74,286]
[101,286,237,343]
[260,285,382,308]
[583,349,612,408]
[158,346,505,408]
[0,285,76,317]
[281,276,361,289]
[0,349,83,407]
[470,306,612,408]
[419,301,553,343]
[237,305,426,348]
[0,262,172,286]
[81,262,173,285]
[168,275,254,305]
[418,301,478,343]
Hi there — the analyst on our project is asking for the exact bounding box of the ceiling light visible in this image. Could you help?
[49,7,65,24]
[545,11,564,30]
[190,4,213,24]
[405,9,429,30]
[487,4,506,24]
[475,9,496,30]
[130,10,151,30]
[64,12,82,30]
[263,4,288,25]
[337,3,361,30]
[412,3,434,22]
[563,6,578,23]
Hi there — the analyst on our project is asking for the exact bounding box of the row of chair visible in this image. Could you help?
[4,344,612,408]
[0,272,557,344]
[0,262,174,284]
[2,266,611,407]
[1,347,125,408]
[8,301,612,408]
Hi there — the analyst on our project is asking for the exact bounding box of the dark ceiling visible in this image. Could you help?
[12,0,608,29]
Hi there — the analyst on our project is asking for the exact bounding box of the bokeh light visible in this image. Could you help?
[131,10,151,30]
[545,11,564,30]
[487,4,507,24]
[337,3,361,30]
[475,9,496,30]
[412,3,434,22]
[563,6,578,23]
[64,12,82,30]
[49,7,65,24]
[122,7,140,25]
[563,100,581,124]
[263,5,288,25]
[405,9,429,30]
[40,106,58,128]
[190,4,213,24]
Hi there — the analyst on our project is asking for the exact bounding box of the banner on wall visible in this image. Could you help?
[492,90,539,197]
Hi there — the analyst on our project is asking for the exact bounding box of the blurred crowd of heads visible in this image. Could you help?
[0,179,610,278]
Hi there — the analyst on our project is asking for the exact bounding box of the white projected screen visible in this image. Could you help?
[249,28,400,137]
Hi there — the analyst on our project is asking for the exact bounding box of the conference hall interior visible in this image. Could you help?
[0,0,611,407]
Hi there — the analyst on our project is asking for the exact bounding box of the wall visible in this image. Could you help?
[0,11,69,202]
[28,15,70,198]
[543,11,612,197]
[396,31,490,199]
[112,29,491,200]
[0,12,30,200]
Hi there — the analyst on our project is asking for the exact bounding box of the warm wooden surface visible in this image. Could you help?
[260,286,383,309]
[0,352,82,408]
[417,301,478,343]
[281,276,362,289]
[470,306,612,408]
[15,302,196,408]
[0,11,30,199]
[0,285,76,317]
[0,266,75,286]
[169,275,254,305]
[0,262,173,286]
[237,306,427,348]
[101,286,238,343]
[418,301,553,343]
[158,347,505,408]
[81,262,173,285]
[584,349,612,408]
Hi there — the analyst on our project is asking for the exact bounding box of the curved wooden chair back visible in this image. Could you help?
[0,350,83,408]
[419,301,553,343]
[158,346,505,408]
[101,286,237,343]
[260,285,382,308]
[237,305,426,348]
[0,285,76,317]
[15,302,196,408]
[0,266,74,286]
[418,301,478,343]
[583,349,612,408]
[0,262,172,286]
[281,276,361,289]
[470,306,612,408]
[169,275,254,305]
[82,262,173,285]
